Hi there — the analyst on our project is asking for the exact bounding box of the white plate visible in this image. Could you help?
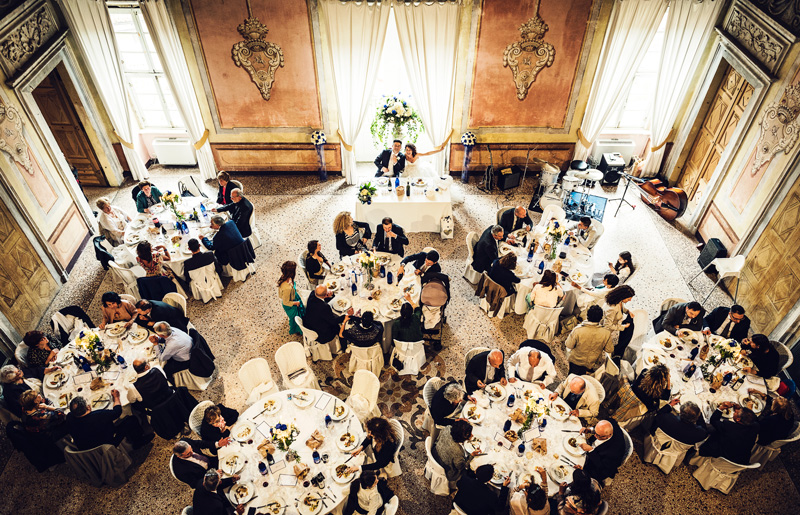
[227,482,255,505]
[738,393,764,414]
[90,392,112,410]
[677,329,702,345]
[129,328,149,344]
[484,383,507,402]
[360,306,378,317]
[375,178,389,186]
[570,271,587,283]
[332,297,351,312]
[549,398,571,421]
[548,463,571,483]
[707,334,724,345]
[263,496,287,515]
[56,391,73,409]
[130,220,146,230]
[221,452,245,475]
[336,432,358,452]
[45,371,67,388]
[412,178,427,187]
[461,404,484,423]
[297,494,323,515]
[643,350,668,367]
[332,463,357,484]
[231,421,256,442]
[292,390,315,408]
[261,398,282,416]
[521,386,543,401]
[499,243,514,256]
[330,401,348,421]
[127,233,142,244]
[464,436,482,454]
[657,337,677,350]
[720,406,735,419]
[331,264,346,275]
[490,466,509,485]
[563,435,586,457]
[389,297,404,310]
[106,323,128,337]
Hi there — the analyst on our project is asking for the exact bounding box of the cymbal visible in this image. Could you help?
[573,168,601,180]
[541,163,560,175]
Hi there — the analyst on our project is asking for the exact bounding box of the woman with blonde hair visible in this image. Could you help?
[96,197,131,246]
[334,211,372,258]
[278,260,303,335]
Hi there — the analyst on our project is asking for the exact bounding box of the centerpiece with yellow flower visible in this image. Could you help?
[545,220,566,260]
[357,182,377,205]
[75,330,117,374]
[160,191,185,221]
[700,338,742,380]
[357,251,378,288]
[271,422,300,452]
[517,396,550,437]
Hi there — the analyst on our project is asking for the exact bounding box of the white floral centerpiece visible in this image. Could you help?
[701,338,742,380]
[518,396,549,437]
[357,182,377,205]
[271,422,299,452]
[370,94,424,148]
[358,251,378,287]
[545,220,566,260]
[76,330,117,374]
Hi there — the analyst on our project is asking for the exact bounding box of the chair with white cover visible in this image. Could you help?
[181,507,193,515]
[189,263,224,303]
[348,344,384,377]
[643,428,697,474]
[536,205,566,229]
[383,496,399,515]
[108,262,143,298]
[496,207,512,224]
[422,377,446,437]
[584,375,606,406]
[230,180,244,192]
[298,252,315,286]
[596,502,609,515]
[223,240,257,283]
[774,341,794,371]
[463,231,481,284]
[690,455,760,493]
[189,400,214,435]
[464,347,490,372]
[688,255,746,303]
[653,298,686,332]
[623,308,651,364]
[163,292,189,318]
[275,341,320,390]
[295,316,338,362]
[383,418,404,477]
[14,342,29,367]
[424,436,451,495]
[348,369,381,419]
[522,305,562,341]
[390,339,425,376]
[750,422,800,466]
[247,208,262,249]
[450,503,468,515]
[178,175,207,198]
[119,293,137,304]
[238,358,279,406]
[602,426,633,487]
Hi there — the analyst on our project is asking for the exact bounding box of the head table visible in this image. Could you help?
[218,388,366,515]
[354,177,453,234]
[466,381,586,496]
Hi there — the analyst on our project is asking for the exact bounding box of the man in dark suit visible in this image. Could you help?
[304,285,349,345]
[464,349,507,393]
[373,217,409,256]
[699,403,759,465]
[703,304,750,342]
[202,215,245,267]
[653,301,705,335]
[171,439,220,487]
[453,464,509,515]
[193,469,243,515]
[579,419,627,482]
[134,298,188,332]
[214,188,253,238]
[374,139,406,177]
[499,206,533,235]
[430,381,473,427]
[183,238,222,284]
[400,249,441,281]
[652,399,708,445]
[472,225,504,273]
[66,391,151,450]
[130,360,174,410]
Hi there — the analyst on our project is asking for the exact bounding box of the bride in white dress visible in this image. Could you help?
[402,143,439,178]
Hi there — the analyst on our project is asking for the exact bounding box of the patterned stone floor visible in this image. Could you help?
[0,167,797,515]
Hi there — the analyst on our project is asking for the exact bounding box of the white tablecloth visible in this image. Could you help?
[355,181,452,233]
[466,382,585,496]
[220,389,366,515]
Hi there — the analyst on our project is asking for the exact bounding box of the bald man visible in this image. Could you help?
[576,419,626,482]
[499,206,533,235]
[549,375,600,420]
[303,285,351,345]
[465,349,507,393]
[130,359,174,409]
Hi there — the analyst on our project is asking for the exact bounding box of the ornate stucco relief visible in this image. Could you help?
[0,4,58,79]
[231,0,284,101]
[751,82,800,175]
[502,0,555,101]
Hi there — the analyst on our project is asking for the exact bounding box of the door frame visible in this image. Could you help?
[665,30,772,233]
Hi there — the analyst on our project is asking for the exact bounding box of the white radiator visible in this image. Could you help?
[592,138,636,165]
[152,138,197,166]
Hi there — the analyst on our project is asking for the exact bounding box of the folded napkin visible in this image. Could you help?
[90,377,107,391]
[530,438,547,455]
[293,462,310,479]
[257,439,276,458]
[509,409,526,424]
[305,430,325,449]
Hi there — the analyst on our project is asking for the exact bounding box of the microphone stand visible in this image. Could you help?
[608,172,638,217]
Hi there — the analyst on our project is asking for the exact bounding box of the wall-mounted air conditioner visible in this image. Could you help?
[152,138,197,166]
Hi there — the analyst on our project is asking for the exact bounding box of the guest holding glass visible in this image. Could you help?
[199,404,239,453]
[135,181,163,214]
[99,291,136,330]
[607,251,635,283]
[740,334,781,378]
[278,260,303,335]
[304,240,330,286]
[96,197,131,246]
[334,211,372,258]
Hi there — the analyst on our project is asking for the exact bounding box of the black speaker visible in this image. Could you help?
[598,153,626,185]
[497,165,522,190]
[698,238,727,272]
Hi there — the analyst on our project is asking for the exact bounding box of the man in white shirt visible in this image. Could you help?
[571,274,619,318]
[568,216,600,249]
[149,321,192,382]
[507,347,556,387]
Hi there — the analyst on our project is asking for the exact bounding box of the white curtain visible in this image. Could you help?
[59,0,149,181]
[320,0,390,185]
[643,0,723,177]
[139,0,217,181]
[393,1,460,174]
[574,0,668,161]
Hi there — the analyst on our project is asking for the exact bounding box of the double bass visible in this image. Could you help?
[635,178,688,221]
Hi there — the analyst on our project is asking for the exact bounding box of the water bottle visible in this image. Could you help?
[380,264,386,278]
[312,450,321,464]
[682,363,696,382]
[116,355,127,369]
[395,177,400,189]
[80,357,91,373]
[396,270,403,284]
[503,419,512,432]
[507,393,515,408]
[325,415,332,428]
[351,279,357,297]
[565,235,571,246]
[722,372,733,386]
[538,260,545,274]
[527,245,534,263]
[181,221,189,235]
[387,270,393,285]
[517,443,525,457]
[258,462,268,475]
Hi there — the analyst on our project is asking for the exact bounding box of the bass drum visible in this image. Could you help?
[562,176,581,194]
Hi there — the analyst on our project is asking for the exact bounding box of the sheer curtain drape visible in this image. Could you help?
[58,0,149,180]
[320,0,390,185]
[393,1,460,174]
[644,0,723,177]
[574,0,668,161]
[140,0,217,181]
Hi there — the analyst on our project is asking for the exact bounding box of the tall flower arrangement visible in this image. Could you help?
[461,131,476,184]
[358,251,378,287]
[311,130,327,182]
[545,220,566,260]
[160,191,184,221]
[518,396,549,437]
[369,94,424,148]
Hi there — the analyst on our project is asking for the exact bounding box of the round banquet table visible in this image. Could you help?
[218,389,366,515]
[634,330,768,422]
[466,382,585,496]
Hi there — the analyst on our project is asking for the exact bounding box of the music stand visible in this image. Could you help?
[608,172,637,217]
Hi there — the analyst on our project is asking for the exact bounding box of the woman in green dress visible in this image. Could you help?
[278,261,304,335]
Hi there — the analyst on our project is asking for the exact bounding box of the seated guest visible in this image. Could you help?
[755,394,795,445]
[135,181,163,214]
[149,322,192,383]
[96,197,130,246]
[334,211,372,257]
[554,469,602,515]
[66,390,151,450]
[580,273,619,309]
[213,188,253,238]
[654,300,705,335]
[393,294,423,343]
[489,253,521,295]
[606,251,635,283]
[216,171,233,205]
[373,217,409,256]
[652,399,708,445]
[433,420,479,482]
[564,305,613,376]
[183,238,221,285]
[193,468,243,515]
[0,365,36,417]
[202,215,245,267]
[603,285,635,358]
[569,216,600,249]
[703,304,750,341]
[549,375,599,421]
[472,225,504,273]
[278,261,303,336]
[631,365,672,412]
[699,402,759,465]
[134,298,188,332]
[130,360,174,409]
[172,439,220,487]
[304,240,330,285]
[499,205,533,235]
[453,464,510,515]
[136,240,173,279]
[431,381,473,427]
[343,470,395,515]
[99,291,137,330]
[22,330,59,369]
[199,404,239,452]
[399,249,441,282]
[529,270,563,308]
[741,334,780,378]
[578,419,626,482]
[346,417,400,475]
[304,285,349,346]
[19,390,68,440]
[340,310,383,350]
[510,467,549,515]
[507,347,556,386]
[465,349,507,393]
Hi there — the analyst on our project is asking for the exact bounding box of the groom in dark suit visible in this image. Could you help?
[374,139,406,177]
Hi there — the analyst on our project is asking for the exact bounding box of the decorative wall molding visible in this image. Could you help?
[448,142,574,173]
[750,0,800,38]
[0,0,62,82]
[751,81,800,175]
[722,0,795,75]
[210,143,341,172]
[502,0,555,101]
[0,102,32,173]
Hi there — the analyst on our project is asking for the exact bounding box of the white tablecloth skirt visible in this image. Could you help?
[355,189,452,233]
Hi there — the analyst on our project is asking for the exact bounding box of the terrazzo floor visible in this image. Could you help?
[0,166,797,515]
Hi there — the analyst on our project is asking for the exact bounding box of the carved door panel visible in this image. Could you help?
[738,181,800,335]
[31,71,106,186]
[0,201,59,336]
